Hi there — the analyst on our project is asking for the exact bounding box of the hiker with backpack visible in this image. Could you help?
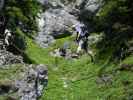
[72,23,88,54]
[72,23,94,62]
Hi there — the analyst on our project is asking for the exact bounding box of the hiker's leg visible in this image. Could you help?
[77,39,83,55]
[77,45,82,54]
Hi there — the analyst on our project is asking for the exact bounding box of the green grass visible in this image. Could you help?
[24,36,133,100]
[25,36,77,64]
[0,64,23,80]
[0,64,24,100]
[1,34,132,100]
[122,55,133,64]
[0,35,132,100]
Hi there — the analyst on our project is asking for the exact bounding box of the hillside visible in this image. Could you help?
[26,36,133,100]
[0,0,133,100]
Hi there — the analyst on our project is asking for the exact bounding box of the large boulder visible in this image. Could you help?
[0,64,48,100]
[15,64,48,100]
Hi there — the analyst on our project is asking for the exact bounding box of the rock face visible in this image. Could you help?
[0,50,23,66]
[15,64,48,100]
[36,0,103,48]
[0,39,23,66]
[0,64,48,100]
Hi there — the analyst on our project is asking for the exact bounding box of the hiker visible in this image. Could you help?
[72,23,94,62]
[72,23,88,54]
[4,29,12,46]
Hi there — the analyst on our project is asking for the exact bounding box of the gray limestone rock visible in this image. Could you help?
[0,39,23,66]
[0,64,48,100]
[15,64,48,100]
[36,0,103,48]
[0,50,23,66]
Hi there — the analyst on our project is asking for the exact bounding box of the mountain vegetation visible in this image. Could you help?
[0,0,133,100]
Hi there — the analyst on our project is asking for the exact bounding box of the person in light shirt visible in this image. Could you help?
[72,23,88,54]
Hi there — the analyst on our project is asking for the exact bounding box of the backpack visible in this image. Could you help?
[81,26,89,37]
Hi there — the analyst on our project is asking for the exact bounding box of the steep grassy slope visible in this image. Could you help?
[25,36,133,100]
[0,36,132,100]
[0,64,24,100]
